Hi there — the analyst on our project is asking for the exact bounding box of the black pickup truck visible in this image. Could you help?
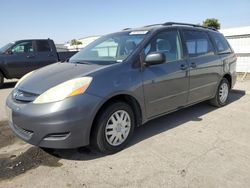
[0,39,77,87]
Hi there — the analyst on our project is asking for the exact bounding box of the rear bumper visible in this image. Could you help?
[6,92,103,149]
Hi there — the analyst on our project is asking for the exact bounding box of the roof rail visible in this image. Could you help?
[123,28,132,31]
[123,22,218,31]
[163,22,218,31]
[143,24,163,28]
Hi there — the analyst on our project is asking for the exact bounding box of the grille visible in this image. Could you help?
[13,123,33,139]
[12,89,38,102]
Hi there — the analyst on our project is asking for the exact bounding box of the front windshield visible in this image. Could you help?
[0,43,14,53]
[69,31,148,64]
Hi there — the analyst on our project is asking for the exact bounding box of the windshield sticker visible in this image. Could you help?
[129,31,148,35]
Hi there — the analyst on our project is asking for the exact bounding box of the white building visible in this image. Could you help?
[220,26,250,73]
[65,36,100,51]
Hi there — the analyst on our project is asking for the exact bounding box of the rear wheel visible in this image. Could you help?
[0,72,4,88]
[91,101,135,154]
[209,78,230,107]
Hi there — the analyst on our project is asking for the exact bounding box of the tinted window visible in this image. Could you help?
[11,41,34,53]
[210,32,232,54]
[183,30,214,57]
[144,30,182,62]
[36,40,51,52]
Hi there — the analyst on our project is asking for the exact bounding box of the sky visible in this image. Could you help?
[0,0,250,46]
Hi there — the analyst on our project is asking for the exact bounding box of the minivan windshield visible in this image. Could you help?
[0,43,14,53]
[69,31,148,64]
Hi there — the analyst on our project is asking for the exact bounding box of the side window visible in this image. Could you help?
[182,30,214,57]
[11,41,34,53]
[36,40,51,52]
[144,30,182,62]
[210,32,232,54]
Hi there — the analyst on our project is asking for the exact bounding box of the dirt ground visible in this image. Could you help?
[0,80,250,188]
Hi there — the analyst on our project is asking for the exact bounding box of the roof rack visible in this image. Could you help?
[143,24,163,28]
[163,22,218,31]
[123,28,132,31]
[123,22,218,32]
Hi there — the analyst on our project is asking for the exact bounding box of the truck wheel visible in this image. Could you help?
[0,72,4,88]
[209,78,230,107]
[91,101,135,154]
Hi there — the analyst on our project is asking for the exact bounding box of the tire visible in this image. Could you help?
[0,72,4,88]
[91,101,135,154]
[209,78,230,107]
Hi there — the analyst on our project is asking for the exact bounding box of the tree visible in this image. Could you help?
[70,39,82,46]
[202,18,221,30]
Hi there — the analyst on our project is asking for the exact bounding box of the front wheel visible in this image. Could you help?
[209,78,230,107]
[0,72,4,88]
[91,101,135,154]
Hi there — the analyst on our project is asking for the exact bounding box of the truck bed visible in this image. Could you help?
[58,51,78,62]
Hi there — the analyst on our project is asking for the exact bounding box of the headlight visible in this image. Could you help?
[15,71,34,88]
[33,77,93,104]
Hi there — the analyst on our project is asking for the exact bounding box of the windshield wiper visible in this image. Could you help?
[71,61,91,65]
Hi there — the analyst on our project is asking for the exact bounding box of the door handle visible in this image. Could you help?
[190,62,197,68]
[27,55,35,58]
[180,64,188,70]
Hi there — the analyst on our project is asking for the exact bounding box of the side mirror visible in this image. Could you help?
[145,52,165,66]
[5,50,13,55]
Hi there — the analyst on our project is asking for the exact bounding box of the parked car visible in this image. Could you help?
[0,39,77,87]
[6,22,237,154]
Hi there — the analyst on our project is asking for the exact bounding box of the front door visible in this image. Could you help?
[5,40,36,78]
[142,29,189,118]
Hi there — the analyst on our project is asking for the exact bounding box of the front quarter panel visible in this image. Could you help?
[86,62,146,122]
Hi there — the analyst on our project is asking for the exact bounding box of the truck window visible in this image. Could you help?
[36,40,51,52]
[11,41,34,53]
[182,30,214,58]
[210,32,232,54]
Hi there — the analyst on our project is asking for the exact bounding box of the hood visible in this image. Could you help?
[18,62,107,94]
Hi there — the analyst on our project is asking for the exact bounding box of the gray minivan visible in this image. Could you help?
[6,22,237,154]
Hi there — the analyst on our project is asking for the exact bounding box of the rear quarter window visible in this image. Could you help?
[210,32,232,54]
[182,30,214,58]
[36,40,51,52]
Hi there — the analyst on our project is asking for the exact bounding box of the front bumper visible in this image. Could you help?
[6,92,102,149]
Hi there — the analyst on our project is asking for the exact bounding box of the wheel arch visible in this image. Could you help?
[223,73,232,89]
[0,68,6,78]
[0,65,10,79]
[89,93,143,143]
